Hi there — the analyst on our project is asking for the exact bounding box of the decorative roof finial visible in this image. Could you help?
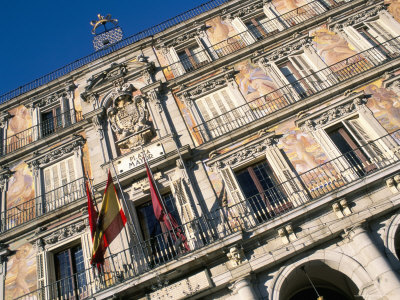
[90,14,119,35]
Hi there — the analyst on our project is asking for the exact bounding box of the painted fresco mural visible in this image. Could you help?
[6,161,35,229]
[271,0,311,14]
[205,16,241,49]
[234,60,279,102]
[5,241,37,300]
[386,0,400,22]
[7,105,33,152]
[356,78,400,133]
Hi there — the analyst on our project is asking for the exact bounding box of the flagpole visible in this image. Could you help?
[109,160,151,266]
[141,146,179,242]
[86,173,119,282]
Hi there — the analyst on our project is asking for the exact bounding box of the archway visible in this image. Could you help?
[281,261,359,300]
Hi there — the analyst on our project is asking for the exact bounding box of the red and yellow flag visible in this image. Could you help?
[91,170,127,265]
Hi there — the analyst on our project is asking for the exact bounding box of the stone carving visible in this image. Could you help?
[27,135,85,168]
[43,221,87,245]
[258,37,313,63]
[332,5,386,31]
[226,246,245,267]
[230,1,264,18]
[299,97,366,130]
[27,82,76,109]
[107,83,154,149]
[0,112,13,128]
[85,63,127,93]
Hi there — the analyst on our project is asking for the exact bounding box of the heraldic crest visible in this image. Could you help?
[107,83,154,150]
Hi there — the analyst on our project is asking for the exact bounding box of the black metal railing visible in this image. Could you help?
[162,0,340,79]
[15,129,400,299]
[0,0,231,105]
[193,36,400,142]
[3,109,82,155]
[0,177,85,232]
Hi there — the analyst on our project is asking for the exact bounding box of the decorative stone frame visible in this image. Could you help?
[330,4,400,60]
[383,213,400,270]
[207,132,309,221]
[155,24,212,77]
[32,216,91,298]
[253,36,332,102]
[176,68,247,140]
[25,135,86,208]
[25,82,77,141]
[296,92,399,181]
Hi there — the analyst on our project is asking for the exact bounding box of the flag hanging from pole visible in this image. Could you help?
[144,161,190,252]
[91,170,127,265]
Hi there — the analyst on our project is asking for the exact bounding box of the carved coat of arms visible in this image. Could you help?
[107,83,154,149]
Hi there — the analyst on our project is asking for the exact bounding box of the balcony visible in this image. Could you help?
[162,0,344,79]
[2,109,82,155]
[0,177,85,232]
[193,37,400,143]
[16,129,400,299]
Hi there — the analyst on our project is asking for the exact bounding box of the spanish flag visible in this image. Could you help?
[91,170,127,265]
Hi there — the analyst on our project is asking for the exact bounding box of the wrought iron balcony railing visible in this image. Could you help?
[193,36,400,143]
[1,109,82,156]
[0,177,85,232]
[162,0,342,79]
[15,129,400,299]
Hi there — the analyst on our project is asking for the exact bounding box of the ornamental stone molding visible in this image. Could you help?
[43,220,88,245]
[155,25,207,48]
[296,92,367,131]
[0,112,13,128]
[226,245,246,267]
[253,36,313,63]
[26,135,86,170]
[383,73,400,95]
[330,4,386,31]
[106,83,154,150]
[207,132,277,171]
[176,68,237,106]
[26,82,76,109]
[0,167,13,189]
[226,0,264,19]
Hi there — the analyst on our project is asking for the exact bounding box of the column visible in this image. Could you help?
[349,224,400,299]
[230,277,257,300]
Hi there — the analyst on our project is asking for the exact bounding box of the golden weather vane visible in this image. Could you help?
[90,14,119,35]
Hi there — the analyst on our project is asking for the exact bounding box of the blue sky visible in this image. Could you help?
[0,0,208,95]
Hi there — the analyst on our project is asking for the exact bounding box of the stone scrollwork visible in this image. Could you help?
[226,245,245,267]
[42,220,88,245]
[107,83,154,150]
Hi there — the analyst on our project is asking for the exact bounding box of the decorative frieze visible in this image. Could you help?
[26,135,86,169]
[43,220,88,245]
[26,82,76,109]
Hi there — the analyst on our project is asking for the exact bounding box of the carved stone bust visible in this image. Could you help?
[106,83,154,149]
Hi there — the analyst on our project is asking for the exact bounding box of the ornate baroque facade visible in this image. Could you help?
[2,0,400,299]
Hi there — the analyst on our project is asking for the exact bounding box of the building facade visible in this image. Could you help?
[1,0,400,299]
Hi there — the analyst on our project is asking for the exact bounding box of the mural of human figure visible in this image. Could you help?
[365,84,400,132]
[311,28,357,66]
[5,243,37,300]
[235,61,278,102]
[272,0,312,14]
[387,0,400,22]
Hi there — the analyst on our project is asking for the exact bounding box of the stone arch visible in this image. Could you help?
[268,249,378,300]
[383,212,400,270]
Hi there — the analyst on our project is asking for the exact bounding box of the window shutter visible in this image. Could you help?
[169,47,186,76]
[171,179,194,225]
[194,36,212,62]
[231,17,256,45]
[220,167,244,205]
[263,5,285,31]
[37,252,46,300]
[346,119,383,159]
[343,26,374,51]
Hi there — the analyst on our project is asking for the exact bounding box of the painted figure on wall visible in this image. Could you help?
[235,60,278,102]
[5,242,37,300]
[272,0,311,14]
[311,26,357,66]
[7,105,33,152]
[386,0,400,22]
[6,162,35,228]
[205,16,237,45]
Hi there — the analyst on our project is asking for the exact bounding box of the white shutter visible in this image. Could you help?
[220,167,244,205]
[194,36,212,62]
[345,119,384,160]
[342,26,386,63]
[169,47,186,76]
[263,5,285,31]
[231,17,256,45]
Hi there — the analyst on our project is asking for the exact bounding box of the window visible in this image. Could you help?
[235,161,290,220]
[326,118,381,175]
[53,244,87,299]
[43,157,78,212]
[41,100,72,137]
[195,88,244,138]
[137,193,183,265]
[177,46,208,72]
[358,22,397,55]
[278,61,308,98]
[245,17,270,40]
